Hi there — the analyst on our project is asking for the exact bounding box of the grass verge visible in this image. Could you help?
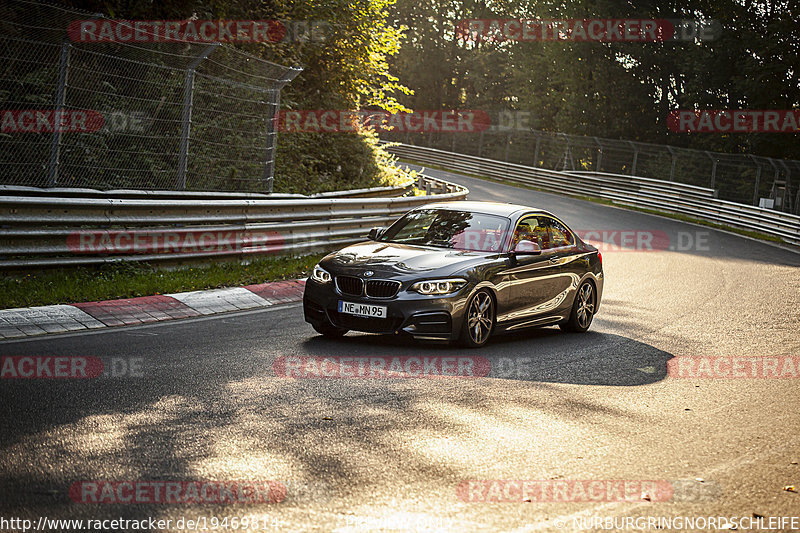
[401,159,785,244]
[0,253,326,310]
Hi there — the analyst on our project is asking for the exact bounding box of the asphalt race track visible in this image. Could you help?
[1,168,799,532]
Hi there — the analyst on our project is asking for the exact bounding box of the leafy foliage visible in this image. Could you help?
[387,0,799,160]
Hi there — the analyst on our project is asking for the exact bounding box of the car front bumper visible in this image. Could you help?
[303,278,471,341]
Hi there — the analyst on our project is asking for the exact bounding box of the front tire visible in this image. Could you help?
[560,281,596,333]
[459,289,495,348]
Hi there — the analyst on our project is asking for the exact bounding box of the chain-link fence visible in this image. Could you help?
[383,123,799,214]
[0,0,301,192]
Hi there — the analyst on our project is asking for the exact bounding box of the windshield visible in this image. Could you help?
[379,209,510,252]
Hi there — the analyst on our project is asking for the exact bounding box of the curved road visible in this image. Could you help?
[1,168,799,531]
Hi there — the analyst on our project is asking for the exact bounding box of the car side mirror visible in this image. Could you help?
[513,239,541,255]
[368,227,385,240]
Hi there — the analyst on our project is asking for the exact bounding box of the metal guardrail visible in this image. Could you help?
[385,143,800,246]
[382,125,800,211]
[0,174,467,269]
[0,179,416,200]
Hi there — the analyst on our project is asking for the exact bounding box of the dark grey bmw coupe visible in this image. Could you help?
[303,201,603,347]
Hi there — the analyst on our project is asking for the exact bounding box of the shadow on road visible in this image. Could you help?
[0,310,672,518]
[301,328,673,387]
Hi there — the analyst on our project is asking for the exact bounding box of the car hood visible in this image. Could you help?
[320,241,500,278]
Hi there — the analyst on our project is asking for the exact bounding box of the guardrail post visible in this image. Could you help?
[176,43,219,190]
[46,41,72,187]
[705,151,718,190]
[749,155,762,206]
[666,146,677,181]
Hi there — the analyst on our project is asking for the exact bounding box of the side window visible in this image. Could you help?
[513,216,550,250]
[542,217,574,248]
[512,216,534,249]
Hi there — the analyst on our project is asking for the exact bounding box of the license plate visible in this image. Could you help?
[338,301,387,318]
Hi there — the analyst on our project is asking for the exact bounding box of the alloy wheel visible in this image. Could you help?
[467,291,494,345]
[576,283,595,329]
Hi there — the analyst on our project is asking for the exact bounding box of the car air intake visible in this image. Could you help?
[365,280,401,298]
[336,275,363,296]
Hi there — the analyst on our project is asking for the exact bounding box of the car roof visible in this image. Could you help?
[414,200,553,219]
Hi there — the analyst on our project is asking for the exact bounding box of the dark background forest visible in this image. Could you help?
[56,0,800,193]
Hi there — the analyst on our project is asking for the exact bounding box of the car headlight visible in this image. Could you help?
[311,264,332,283]
[410,278,467,295]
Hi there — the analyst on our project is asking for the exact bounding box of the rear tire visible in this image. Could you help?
[312,319,348,338]
[458,289,495,348]
[560,281,596,333]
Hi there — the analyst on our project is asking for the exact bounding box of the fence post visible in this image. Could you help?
[504,132,511,162]
[667,146,677,181]
[705,151,718,190]
[594,137,603,171]
[263,67,301,193]
[262,91,281,193]
[560,133,573,171]
[777,159,792,213]
[794,182,800,215]
[749,155,762,206]
[764,157,781,209]
[628,141,639,176]
[477,130,484,158]
[176,43,219,190]
[47,41,72,187]
[533,131,541,168]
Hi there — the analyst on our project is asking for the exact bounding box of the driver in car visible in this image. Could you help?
[512,221,538,251]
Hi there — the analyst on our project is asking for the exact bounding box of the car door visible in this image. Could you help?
[540,216,582,312]
[496,214,565,324]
